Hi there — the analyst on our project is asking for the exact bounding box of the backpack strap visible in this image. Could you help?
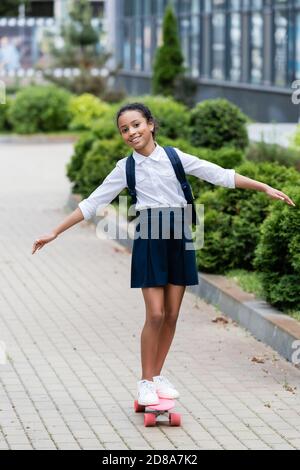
[163,146,198,225]
[126,148,198,225]
[125,153,137,205]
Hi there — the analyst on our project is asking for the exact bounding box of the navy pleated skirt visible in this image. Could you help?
[131,207,199,288]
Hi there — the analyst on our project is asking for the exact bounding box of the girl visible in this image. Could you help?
[32,102,295,406]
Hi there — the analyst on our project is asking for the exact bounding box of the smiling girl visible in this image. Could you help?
[32,102,295,406]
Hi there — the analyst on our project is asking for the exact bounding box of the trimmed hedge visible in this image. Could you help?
[68,93,111,131]
[69,137,129,198]
[66,131,97,192]
[8,85,72,134]
[157,135,245,199]
[189,98,249,150]
[246,141,300,170]
[196,161,300,273]
[254,185,300,310]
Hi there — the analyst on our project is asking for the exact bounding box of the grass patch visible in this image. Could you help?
[286,310,300,322]
[225,269,300,322]
[225,269,266,300]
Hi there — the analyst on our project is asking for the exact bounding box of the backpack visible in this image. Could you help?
[125,146,198,225]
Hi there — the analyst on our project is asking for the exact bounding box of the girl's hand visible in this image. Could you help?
[264,185,296,207]
[32,232,57,254]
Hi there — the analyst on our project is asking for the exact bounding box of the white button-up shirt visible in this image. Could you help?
[78,142,236,220]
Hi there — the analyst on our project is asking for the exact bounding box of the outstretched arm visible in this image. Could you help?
[32,159,127,254]
[32,208,84,254]
[234,173,296,207]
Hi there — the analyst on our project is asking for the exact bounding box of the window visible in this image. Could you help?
[25,1,54,18]
[143,2,151,16]
[134,0,143,16]
[191,13,200,77]
[229,11,241,81]
[156,17,164,47]
[274,8,288,86]
[179,15,191,69]
[211,11,225,79]
[178,0,192,14]
[122,19,132,70]
[143,18,152,71]
[157,0,167,16]
[251,0,263,8]
[134,18,143,71]
[191,0,200,14]
[123,0,134,17]
[212,0,225,10]
[229,0,241,9]
[91,2,104,18]
[250,11,263,84]
[296,13,300,79]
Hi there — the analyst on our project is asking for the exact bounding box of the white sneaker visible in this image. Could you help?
[137,380,160,406]
[153,375,180,399]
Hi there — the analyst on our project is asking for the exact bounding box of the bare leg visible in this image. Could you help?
[153,284,186,377]
[140,286,165,381]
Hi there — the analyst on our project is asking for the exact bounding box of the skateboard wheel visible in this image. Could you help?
[134,400,145,413]
[169,413,181,426]
[144,413,156,427]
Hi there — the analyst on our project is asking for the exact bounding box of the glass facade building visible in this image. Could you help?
[117,0,300,88]
[114,0,300,121]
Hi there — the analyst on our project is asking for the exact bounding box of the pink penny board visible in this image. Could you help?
[134,398,181,426]
[146,398,175,411]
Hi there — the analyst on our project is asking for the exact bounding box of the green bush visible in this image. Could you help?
[253,185,300,310]
[66,131,96,190]
[246,141,300,170]
[67,107,121,190]
[91,117,119,140]
[8,85,72,134]
[68,93,111,131]
[196,161,300,273]
[90,103,122,139]
[189,98,249,150]
[157,135,244,199]
[291,123,300,149]
[151,5,185,97]
[71,137,129,198]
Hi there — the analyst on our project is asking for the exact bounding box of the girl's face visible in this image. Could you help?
[118,110,154,151]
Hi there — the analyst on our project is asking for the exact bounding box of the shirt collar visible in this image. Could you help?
[132,141,161,165]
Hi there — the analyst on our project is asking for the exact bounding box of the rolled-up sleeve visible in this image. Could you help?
[174,148,236,188]
[78,160,126,220]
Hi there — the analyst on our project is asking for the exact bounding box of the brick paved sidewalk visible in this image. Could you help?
[0,143,299,450]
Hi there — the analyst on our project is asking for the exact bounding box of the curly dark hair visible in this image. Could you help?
[115,102,159,139]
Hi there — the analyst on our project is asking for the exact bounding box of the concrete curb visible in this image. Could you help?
[68,193,300,366]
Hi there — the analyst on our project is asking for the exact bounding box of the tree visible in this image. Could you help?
[151,3,198,106]
[152,3,185,97]
[42,0,123,99]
